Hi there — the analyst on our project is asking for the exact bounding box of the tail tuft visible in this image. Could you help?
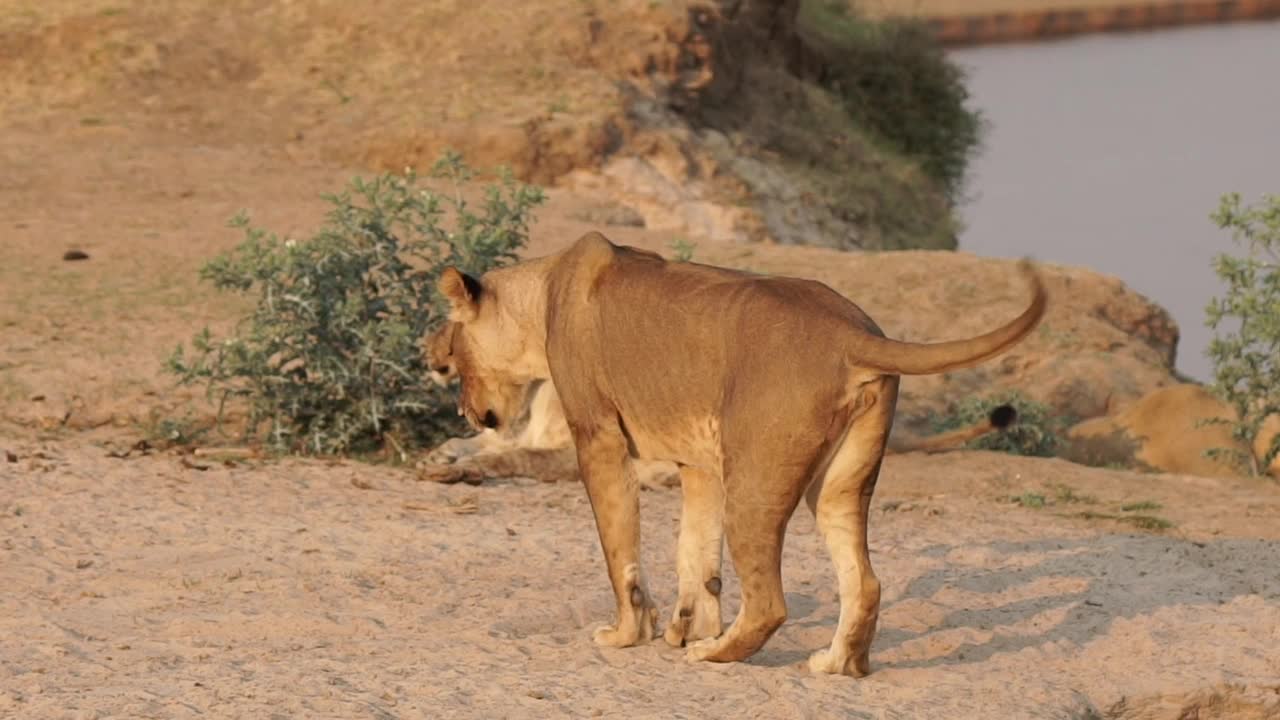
[988,404,1017,429]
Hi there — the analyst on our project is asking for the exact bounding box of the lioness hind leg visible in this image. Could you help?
[685,474,806,664]
[664,465,725,648]
[809,380,896,677]
[576,430,658,648]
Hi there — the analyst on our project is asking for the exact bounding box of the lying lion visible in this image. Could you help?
[436,232,1046,676]
[420,323,1020,486]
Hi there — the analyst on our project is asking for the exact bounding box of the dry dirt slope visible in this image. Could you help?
[0,0,972,251]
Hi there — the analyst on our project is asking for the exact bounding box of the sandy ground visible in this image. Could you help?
[3,2,1280,718]
[4,443,1280,719]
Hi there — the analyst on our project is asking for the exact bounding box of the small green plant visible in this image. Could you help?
[1051,484,1097,505]
[141,410,210,448]
[1076,510,1174,532]
[1122,515,1174,531]
[929,390,1062,457]
[322,78,352,105]
[167,152,545,455]
[669,237,697,262]
[1004,487,1096,510]
[1204,192,1280,475]
[1121,500,1162,512]
[1008,492,1046,509]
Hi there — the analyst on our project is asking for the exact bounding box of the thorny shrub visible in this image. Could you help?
[1204,192,1280,475]
[167,152,545,455]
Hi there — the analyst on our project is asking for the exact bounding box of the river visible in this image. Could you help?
[950,20,1280,382]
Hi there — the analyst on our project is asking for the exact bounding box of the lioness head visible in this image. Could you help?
[436,266,546,432]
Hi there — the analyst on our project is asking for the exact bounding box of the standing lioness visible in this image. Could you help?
[439,232,1047,676]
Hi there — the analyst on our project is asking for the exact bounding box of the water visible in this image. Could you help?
[950,20,1280,382]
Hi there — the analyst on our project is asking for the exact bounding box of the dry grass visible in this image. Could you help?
[0,0,626,164]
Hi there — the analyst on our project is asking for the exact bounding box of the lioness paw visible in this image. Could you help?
[683,637,723,663]
[807,648,869,677]
[664,602,722,648]
[663,613,691,648]
[592,624,636,648]
[592,605,657,648]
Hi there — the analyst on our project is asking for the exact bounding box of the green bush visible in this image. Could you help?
[929,390,1062,457]
[669,237,697,262]
[167,152,545,455]
[797,1,984,201]
[1204,192,1280,475]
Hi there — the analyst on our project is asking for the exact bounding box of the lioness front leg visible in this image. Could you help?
[576,430,658,648]
[664,465,725,648]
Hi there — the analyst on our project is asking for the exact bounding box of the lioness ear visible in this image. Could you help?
[438,267,482,322]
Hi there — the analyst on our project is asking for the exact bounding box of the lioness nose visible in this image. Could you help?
[482,410,499,429]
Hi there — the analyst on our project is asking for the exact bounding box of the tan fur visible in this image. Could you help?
[1254,413,1280,479]
[885,407,1015,454]
[437,232,1047,675]
[423,324,1014,469]
[416,447,579,486]
[419,373,1011,486]
[1065,383,1280,479]
[887,424,992,453]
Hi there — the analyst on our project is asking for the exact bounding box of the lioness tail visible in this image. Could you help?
[856,260,1047,376]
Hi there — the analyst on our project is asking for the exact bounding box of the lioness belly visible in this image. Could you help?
[623,413,723,472]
